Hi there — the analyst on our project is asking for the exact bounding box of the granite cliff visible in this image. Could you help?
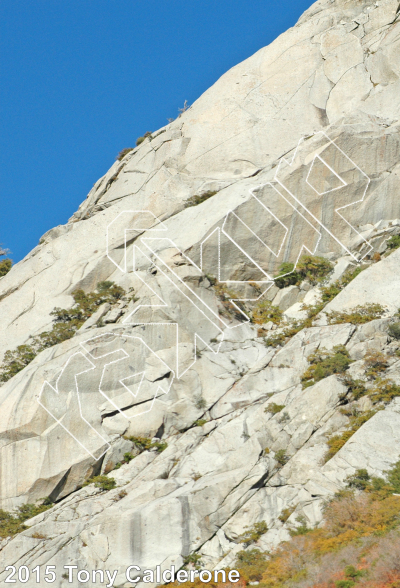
[0,0,400,585]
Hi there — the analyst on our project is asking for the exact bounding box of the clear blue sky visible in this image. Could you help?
[1,0,313,263]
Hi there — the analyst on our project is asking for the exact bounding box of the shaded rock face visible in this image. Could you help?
[1,0,400,585]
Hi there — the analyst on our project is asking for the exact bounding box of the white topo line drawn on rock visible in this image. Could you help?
[37,332,175,459]
[37,131,374,457]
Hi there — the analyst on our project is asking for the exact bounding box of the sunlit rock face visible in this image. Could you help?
[0,0,400,584]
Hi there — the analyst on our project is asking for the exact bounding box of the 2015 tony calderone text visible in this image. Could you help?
[3,564,241,585]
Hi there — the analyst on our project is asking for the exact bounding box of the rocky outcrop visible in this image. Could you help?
[0,0,400,585]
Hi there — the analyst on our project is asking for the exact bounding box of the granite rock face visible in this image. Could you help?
[1,0,400,585]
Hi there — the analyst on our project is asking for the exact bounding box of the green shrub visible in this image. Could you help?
[264,320,308,348]
[83,475,116,491]
[265,403,285,414]
[274,262,301,289]
[288,514,311,536]
[386,459,400,493]
[335,580,356,588]
[344,565,365,581]
[278,506,296,523]
[296,255,333,284]
[153,441,168,452]
[273,255,332,288]
[238,521,268,546]
[265,266,365,349]
[345,468,372,491]
[234,549,269,582]
[320,283,341,304]
[388,322,400,340]
[0,344,38,382]
[182,553,202,569]
[0,281,127,383]
[123,452,135,463]
[211,281,247,322]
[363,350,389,379]
[136,132,152,146]
[0,514,28,538]
[301,345,352,389]
[345,460,400,496]
[280,411,290,423]
[252,300,282,325]
[0,501,53,539]
[343,374,400,406]
[205,273,217,286]
[264,332,286,348]
[126,436,152,451]
[327,303,385,325]
[317,266,365,308]
[340,375,367,401]
[275,449,289,466]
[193,419,207,427]
[184,190,217,208]
[369,378,400,404]
[0,258,12,277]
[386,235,400,250]
[124,436,167,453]
[195,397,207,409]
[344,469,390,494]
[116,148,134,161]
[305,267,364,311]
[324,410,377,462]
[325,430,355,462]
[340,266,364,285]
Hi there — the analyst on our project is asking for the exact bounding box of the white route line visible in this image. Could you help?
[39,131,376,458]
[305,154,347,195]
[38,332,176,458]
[80,332,175,415]
[202,180,323,316]
[124,241,226,378]
[275,131,373,261]
[37,351,110,460]
[106,210,168,273]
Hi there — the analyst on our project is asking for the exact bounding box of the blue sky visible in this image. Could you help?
[1,0,312,263]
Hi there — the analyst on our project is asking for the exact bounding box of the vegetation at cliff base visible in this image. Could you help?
[232,460,400,588]
[160,460,400,588]
[0,281,126,383]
